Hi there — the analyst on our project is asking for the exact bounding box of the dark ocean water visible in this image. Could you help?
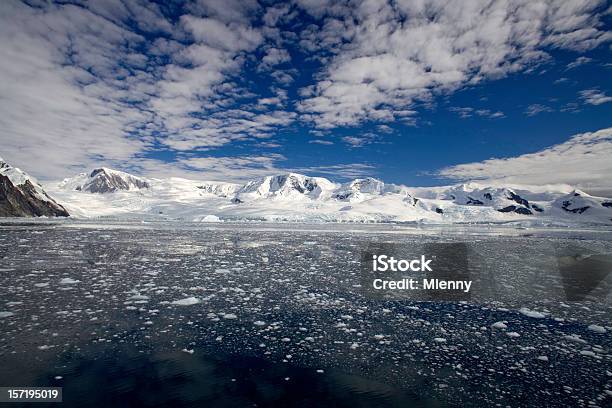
[0,221,610,407]
[2,346,435,408]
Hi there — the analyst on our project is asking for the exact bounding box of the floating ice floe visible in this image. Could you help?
[587,324,607,333]
[491,321,508,329]
[564,334,587,344]
[59,278,79,284]
[171,297,200,306]
[0,311,15,318]
[519,308,545,318]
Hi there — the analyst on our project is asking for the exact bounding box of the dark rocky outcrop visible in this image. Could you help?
[561,200,590,214]
[497,205,516,213]
[514,207,533,215]
[0,175,69,217]
[497,205,532,215]
[466,197,483,205]
[506,190,530,207]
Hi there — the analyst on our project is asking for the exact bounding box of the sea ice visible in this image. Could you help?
[171,297,200,306]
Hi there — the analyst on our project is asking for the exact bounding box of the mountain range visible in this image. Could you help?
[1,158,611,225]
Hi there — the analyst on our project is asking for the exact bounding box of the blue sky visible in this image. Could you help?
[0,0,611,193]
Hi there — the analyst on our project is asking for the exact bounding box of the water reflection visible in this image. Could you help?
[7,347,438,407]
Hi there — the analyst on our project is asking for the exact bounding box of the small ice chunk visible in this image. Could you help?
[253,320,266,326]
[564,334,587,344]
[491,321,507,329]
[59,278,79,285]
[506,332,520,338]
[434,337,447,343]
[519,308,545,318]
[536,356,549,362]
[223,313,237,319]
[587,324,607,334]
[130,294,150,300]
[181,348,195,354]
[0,311,15,318]
[171,297,200,306]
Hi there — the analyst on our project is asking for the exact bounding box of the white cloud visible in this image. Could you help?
[295,163,377,180]
[0,1,152,178]
[172,155,376,182]
[450,107,505,119]
[260,47,291,70]
[525,104,555,116]
[341,132,380,148]
[309,139,334,145]
[0,0,297,180]
[180,15,262,52]
[297,0,611,129]
[566,56,593,69]
[437,127,612,196]
[579,88,612,105]
[178,154,287,182]
[187,0,261,24]
[1,0,609,185]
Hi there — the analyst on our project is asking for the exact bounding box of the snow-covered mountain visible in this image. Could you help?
[0,158,69,217]
[42,167,612,225]
[333,177,407,202]
[234,173,337,202]
[438,185,543,215]
[59,168,150,193]
[552,190,612,219]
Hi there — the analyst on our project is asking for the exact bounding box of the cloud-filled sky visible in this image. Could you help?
[0,0,610,192]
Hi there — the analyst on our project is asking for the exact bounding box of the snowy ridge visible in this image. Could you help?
[40,167,612,225]
[552,190,612,220]
[0,157,69,216]
[1,157,44,198]
[235,173,337,201]
[59,168,150,193]
[1,157,57,204]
